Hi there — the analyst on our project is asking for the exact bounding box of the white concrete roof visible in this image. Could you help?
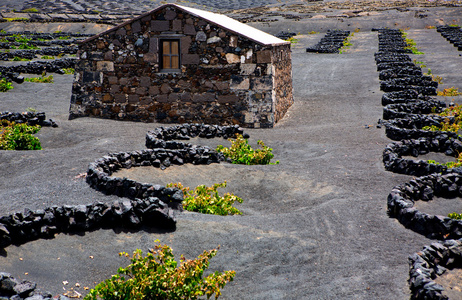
[174,4,289,46]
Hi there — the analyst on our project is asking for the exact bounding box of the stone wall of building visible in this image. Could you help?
[272,44,293,124]
[69,5,293,128]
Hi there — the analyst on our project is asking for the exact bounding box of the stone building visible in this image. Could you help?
[69,4,293,128]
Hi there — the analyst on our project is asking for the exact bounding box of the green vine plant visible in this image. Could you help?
[12,56,31,61]
[63,68,75,75]
[427,152,462,169]
[24,72,53,83]
[437,87,462,96]
[0,120,41,150]
[401,31,424,54]
[84,241,235,300]
[0,77,13,92]
[339,33,353,54]
[216,134,278,165]
[167,181,243,216]
[422,103,462,136]
[14,34,39,50]
[448,212,462,220]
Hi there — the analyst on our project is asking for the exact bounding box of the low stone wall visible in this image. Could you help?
[0,197,176,249]
[409,239,462,300]
[437,25,462,51]
[0,58,76,84]
[86,124,245,213]
[383,136,462,176]
[145,123,244,149]
[0,123,246,299]
[305,29,350,53]
[387,171,462,239]
[0,272,54,300]
[375,28,462,299]
[383,99,445,120]
[0,111,58,127]
[381,90,421,105]
[384,115,457,141]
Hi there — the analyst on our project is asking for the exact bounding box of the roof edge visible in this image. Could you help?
[79,4,290,47]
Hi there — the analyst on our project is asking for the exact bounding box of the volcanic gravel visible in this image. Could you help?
[1,2,462,299]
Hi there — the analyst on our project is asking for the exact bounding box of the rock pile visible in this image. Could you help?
[305,29,350,53]
[383,137,462,176]
[0,111,58,127]
[0,272,55,300]
[275,31,296,40]
[0,59,75,84]
[437,25,462,51]
[409,239,462,300]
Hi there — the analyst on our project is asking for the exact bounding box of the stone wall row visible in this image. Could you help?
[383,136,462,176]
[374,28,461,299]
[0,111,58,127]
[409,239,462,300]
[387,171,462,240]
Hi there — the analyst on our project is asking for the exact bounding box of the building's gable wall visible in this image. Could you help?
[271,44,294,123]
[70,5,292,128]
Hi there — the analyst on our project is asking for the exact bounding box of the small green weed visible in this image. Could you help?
[449,212,462,219]
[216,134,278,165]
[428,152,462,168]
[24,73,53,83]
[308,31,319,34]
[12,56,30,61]
[40,55,54,59]
[21,8,39,13]
[63,68,75,75]
[0,77,13,92]
[286,36,299,44]
[168,181,243,215]
[13,35,39,50]
[0,120,41,150]
[437,87,461,96]
[432,75,443,84]
[413,59,426,68]
[423,103,462,135]
[5,18,29,22]
[84,241,235,300]
[57,36,70,40]
[403,33,424,54]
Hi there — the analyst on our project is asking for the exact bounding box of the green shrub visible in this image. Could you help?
[168,181,243,215]
[448,212,462,220]
[402,33,424,54]
[63,68,75,75]
[437,87,461,96]
[216,134,278,165]
[24,73,53,83]
[84,242,235,300]
[21,8,39,13]
[0,120,41,150]
[12,56,30,61]
[0,77,13,92]
[40,55,54,59]
[427,152,462,168]
[423,103,462,135]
